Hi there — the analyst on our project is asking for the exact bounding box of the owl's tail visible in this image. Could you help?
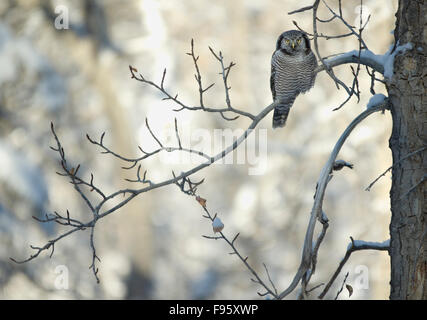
[272,99,294,129]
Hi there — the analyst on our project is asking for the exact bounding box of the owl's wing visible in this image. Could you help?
[270,62,276,101]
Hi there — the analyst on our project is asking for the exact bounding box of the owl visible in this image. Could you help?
[270,30,318,128]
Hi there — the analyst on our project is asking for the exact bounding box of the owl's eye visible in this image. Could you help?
[285,39,290,44]
[297,39,302,44]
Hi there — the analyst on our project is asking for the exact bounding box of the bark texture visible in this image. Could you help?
[388,0,427,300]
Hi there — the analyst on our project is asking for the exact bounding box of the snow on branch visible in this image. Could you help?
[318,237,390,299]
[367,93,387,109]
[13,1,399,299]
[318,42,414,80]
[349,239,390,251]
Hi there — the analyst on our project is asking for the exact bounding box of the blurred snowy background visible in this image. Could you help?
[0,0,397,299]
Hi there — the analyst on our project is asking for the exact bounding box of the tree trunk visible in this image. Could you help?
[387,0,427,300]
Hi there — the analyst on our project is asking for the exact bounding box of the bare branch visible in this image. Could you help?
[194,195,279,299]
[366,146,427,191]
[187,38,214,108]
[129,41,255,121]
[10,222,91,264]
[89,226,101,283]
[277,100,389,300]
[319,237,390,299]
[208,46,235,109]
[334,272,349,300]
[87,118,212,172]
[288,4,315,15]
[312,0,352,94]
[299,211,329,299]
[263,263,278,297]
[145,118,163,148]
[293,20,353,41]
[174,118,182,149]
[322,0,369,50]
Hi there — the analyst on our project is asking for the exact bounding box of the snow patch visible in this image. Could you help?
[383,42,413,79]
[367,93,387,109]
[212,217,224,233]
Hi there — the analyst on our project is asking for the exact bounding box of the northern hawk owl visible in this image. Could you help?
[270,30,318,128]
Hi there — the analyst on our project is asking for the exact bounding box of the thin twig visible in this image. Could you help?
[398,174,427,201]
[196,200,279,299]
[334,272,349,300]
[366,146,427,191]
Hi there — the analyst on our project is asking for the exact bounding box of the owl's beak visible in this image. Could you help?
[291,41,295,49]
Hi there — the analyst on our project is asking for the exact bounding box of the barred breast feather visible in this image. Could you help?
[271,49,317,128]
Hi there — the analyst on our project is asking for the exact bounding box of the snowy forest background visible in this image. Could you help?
[0,0,397,299]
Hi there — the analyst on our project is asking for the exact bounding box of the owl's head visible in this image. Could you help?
[276,30,310,54]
